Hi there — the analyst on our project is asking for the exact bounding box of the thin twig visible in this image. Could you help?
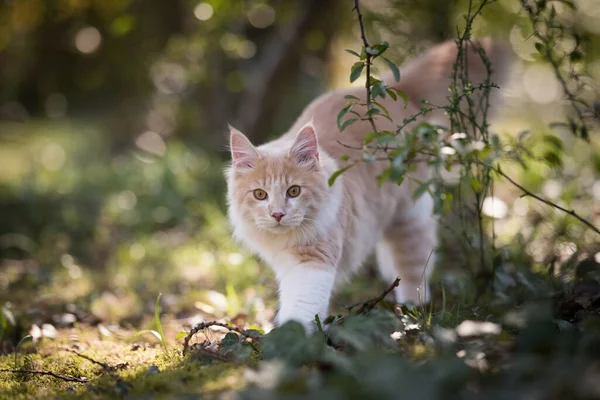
[182,321,261,356]
[483,162,600,235]
[67,349,115,373]
[353,0,378,135]
[0,368,89,383]
[67,349,130,387]
[354,277,401,314]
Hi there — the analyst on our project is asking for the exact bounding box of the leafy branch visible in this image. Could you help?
[337,1,404,139]
[519,0,592,139]
[352,0,378,135]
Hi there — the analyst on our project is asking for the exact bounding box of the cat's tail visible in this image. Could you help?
[384,37,513,125]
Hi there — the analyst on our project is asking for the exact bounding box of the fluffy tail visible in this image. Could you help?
[385,38,513,125]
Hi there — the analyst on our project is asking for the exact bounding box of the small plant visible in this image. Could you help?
[134,293,168,350]
[14,335,32,368]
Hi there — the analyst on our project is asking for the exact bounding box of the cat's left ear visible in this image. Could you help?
[290,122,319,168]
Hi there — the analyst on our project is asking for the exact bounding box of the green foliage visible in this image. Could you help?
[1,0,600,398]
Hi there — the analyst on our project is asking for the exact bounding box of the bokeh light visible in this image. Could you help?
[247,4,276,29]
[523,64,560,104]
[194,3,214,21]
[74,26,102,54]
[135,131,167,157]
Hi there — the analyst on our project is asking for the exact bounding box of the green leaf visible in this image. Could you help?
[15,335,32,367]
[366,107,381,116]
[376,134,398,146]
[364,132,376,143]
[329,164,354,186]
[336,104,353,130]
[154,293,166,350]
[366,41,389,57]
[372,82,387,99]
[543,134,563,150]
[261,322,327,366]
[344,94,360,100]
[412,181,430,200]
[385,88,397,101]
[535,42,545,55]
[315,314,323,333]
[372,101,391,120]
[442,193,453,215]
[368,76,382,86]
[175,331,188,340]
[382,57,400,82]
[221,332,240,351]
[340,154,350,161]
[345,49,360,58]
[362,153,376,163]
[350,62,365,83]
[390,154,405,181]
[396,89,408,108]
[376,168,391,187]
[543,151,562,168]
[340,118,358,131]
[470,177,483,193]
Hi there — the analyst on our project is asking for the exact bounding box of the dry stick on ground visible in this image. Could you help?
[0,368,89,383]
[67,349,129,387]
[182,321,262,356]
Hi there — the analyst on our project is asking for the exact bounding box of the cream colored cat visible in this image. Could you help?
[226,39,511,331]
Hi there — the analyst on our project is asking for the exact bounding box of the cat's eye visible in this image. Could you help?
[287,185,301,198]
[253,189,268,200]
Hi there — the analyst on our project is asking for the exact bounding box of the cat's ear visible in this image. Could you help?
[229,124,259,169]
[290,122,319,168]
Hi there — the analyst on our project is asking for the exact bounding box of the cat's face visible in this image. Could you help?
[227,124,327,234]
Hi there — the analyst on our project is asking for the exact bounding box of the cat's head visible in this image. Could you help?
[226,122,329,235]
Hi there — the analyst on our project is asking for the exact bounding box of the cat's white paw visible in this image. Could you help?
[275,265,335,335]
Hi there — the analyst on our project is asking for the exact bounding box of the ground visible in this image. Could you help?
[1,119,600,399]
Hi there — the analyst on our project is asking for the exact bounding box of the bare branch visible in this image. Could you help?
[0,368,89,383]
[354,277,401,314]
[182,321,261,356]
[482,161,600,236]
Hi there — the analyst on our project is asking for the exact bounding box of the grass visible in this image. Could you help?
[1,118,600,399]
[0,324,247,399]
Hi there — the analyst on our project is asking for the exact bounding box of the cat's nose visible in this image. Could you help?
[271,212,285,222]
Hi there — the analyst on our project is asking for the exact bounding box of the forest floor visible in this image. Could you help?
[2,120,600,399]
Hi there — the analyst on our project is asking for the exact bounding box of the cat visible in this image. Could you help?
[225,38,512,332]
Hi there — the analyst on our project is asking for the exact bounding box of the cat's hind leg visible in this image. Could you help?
[375,194,438,304]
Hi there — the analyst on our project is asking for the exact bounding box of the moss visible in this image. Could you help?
[0,326,246,399]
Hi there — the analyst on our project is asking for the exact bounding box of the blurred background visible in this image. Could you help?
[1,0,599,340]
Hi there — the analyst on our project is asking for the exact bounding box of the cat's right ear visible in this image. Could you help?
[229,124,259,169]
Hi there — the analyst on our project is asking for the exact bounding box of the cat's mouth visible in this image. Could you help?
[259,220,301,233]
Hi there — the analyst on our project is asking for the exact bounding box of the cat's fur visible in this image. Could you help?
[226,38,512,331]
